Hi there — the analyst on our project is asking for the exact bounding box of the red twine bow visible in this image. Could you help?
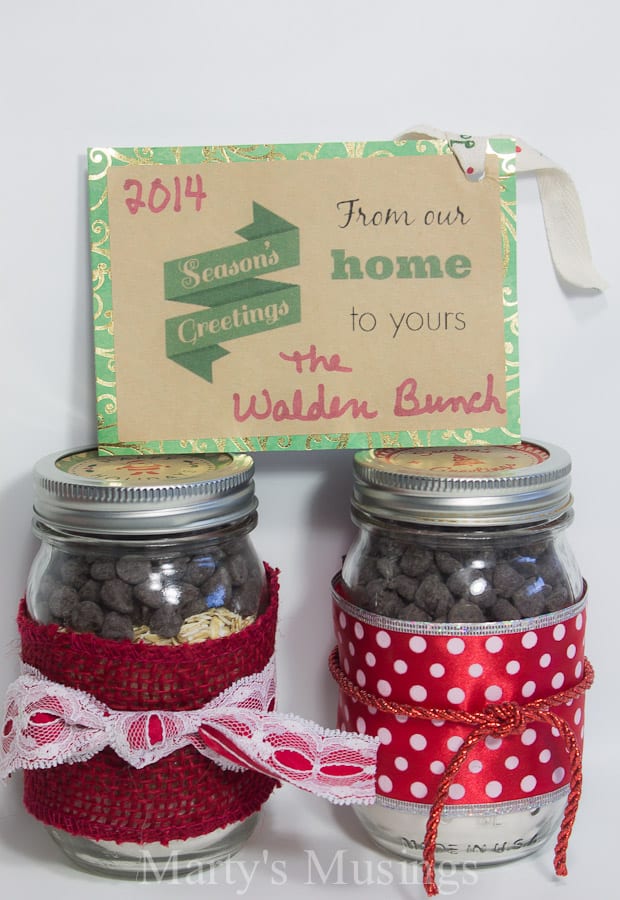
[328,646,594,896]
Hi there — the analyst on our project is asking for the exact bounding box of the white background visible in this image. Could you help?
[1,1,618,897]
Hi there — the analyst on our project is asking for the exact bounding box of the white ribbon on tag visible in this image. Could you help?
[397,125,607,292]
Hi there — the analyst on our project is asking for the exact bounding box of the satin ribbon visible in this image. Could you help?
[397,124,606,292]
[1,659,378,806]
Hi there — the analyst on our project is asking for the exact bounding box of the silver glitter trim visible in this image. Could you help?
[332,577,587,637]
[376,786,569,818]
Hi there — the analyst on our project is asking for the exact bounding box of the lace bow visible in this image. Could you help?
[1,659,378,805]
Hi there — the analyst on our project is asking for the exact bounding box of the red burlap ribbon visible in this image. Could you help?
[16,565,280,845]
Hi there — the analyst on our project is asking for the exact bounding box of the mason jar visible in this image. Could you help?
[22,448,275,878]
[333,441,588,868]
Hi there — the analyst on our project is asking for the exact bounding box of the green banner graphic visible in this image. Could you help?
[164,203,301,382]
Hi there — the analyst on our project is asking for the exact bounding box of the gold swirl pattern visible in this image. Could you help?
[501,195,517,276]
[201,145,288,164]
[90,219,110,260]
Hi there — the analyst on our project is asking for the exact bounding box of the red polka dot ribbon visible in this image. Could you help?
[330,576,593,895]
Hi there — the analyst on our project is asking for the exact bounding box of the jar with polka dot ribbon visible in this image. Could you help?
[332,440,592,872]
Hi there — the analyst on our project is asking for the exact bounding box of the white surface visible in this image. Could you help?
[1,1,618,897]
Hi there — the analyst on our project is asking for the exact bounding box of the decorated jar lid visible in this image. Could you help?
[33,448,257,534]
[352,441,572,526]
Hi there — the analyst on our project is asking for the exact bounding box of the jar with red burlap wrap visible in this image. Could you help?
[332,441,594,890]
[3,448,381,880]
[18,448,274,877]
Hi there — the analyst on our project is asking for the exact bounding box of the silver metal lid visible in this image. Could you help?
[352,441,572,526]
[33,448,257,535]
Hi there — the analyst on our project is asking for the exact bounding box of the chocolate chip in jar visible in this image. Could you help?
[89,558,117,581]
[511,578,552,617]
[375,556,401,581]
[230,583,261,618]
[177,582,203,616]
[434,550,462,576]
[133,577,168,609]
[399,602,432,622]
[228,553,249,586]
[115,555,152,585]
[400,546,433,578]
[100,611,134,641]
[361,579,401,616]
[148,605,184,639]
[185,554,218,585]
[59,556,90,589]
[28,449,267,644]
[492,561,526,598]
[78,579,102,605]
[392,573,419,602]
[48,585,80,621]
[100,578,134,615]
[415,573,453,619]
[204,567,233,609]
[447,599,486,623]
[69,600,105,634]
[341,443,584,627]
[490,595,521,622]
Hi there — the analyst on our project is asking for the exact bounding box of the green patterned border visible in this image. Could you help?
[88,139,518,455]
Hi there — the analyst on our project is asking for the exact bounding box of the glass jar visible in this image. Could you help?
[24,448,271,878]
[334,441,587,868]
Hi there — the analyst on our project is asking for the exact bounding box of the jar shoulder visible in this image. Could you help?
[341,522,583,624]
[27,532,266,643]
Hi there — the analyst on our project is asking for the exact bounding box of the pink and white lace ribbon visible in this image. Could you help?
[1,659,378,805]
